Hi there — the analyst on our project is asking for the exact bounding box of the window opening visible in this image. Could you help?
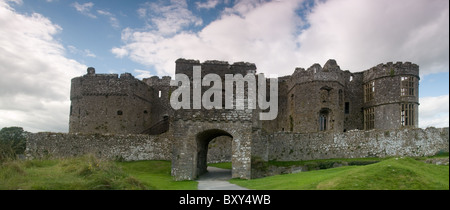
[364,107,374,130]
[345,102,350,114]
[401,76,415,96]
[401,103,415,126]
[364,81,375,102]
[319,110,329,131]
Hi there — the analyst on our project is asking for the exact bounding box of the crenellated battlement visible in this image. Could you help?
[175,58,257,80]
[363,61,420,83]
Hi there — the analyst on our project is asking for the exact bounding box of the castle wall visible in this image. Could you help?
[261,76,290,132]
[26,127,449,174]
[262,127,449,161]
[69,70,154,134]
[344,72,364,131]
[25,132,173,161]
[142,76,174,128]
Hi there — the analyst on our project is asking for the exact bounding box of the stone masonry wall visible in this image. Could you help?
[25,132,172,161]
[264,127,449,161]
[26,127,448,165]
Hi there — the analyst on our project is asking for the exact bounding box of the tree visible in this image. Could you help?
[0,127,27,161]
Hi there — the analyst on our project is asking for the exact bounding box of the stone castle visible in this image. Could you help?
[69,59,419,135]
[26,59,448,181]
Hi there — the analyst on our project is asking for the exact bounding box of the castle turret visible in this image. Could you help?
[286,59,347,133]
[362,62,419,130]
[69,67,154,134]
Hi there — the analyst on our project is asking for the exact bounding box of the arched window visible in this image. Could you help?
[319,109,329,131]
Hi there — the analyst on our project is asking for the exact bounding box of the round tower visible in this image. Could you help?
[362,62,419,130]
[287,59,347,133]
[69,68,154,134]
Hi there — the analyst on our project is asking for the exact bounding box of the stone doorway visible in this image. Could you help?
[196,129,232,176]
[171,120,253,181]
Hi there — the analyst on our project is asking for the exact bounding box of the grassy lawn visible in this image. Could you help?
[0,156,197,190]
[117,160,197,190]
[208,162,232,170]
[1,155,447,190]
[0,155,148,190]
[230,157,449,190]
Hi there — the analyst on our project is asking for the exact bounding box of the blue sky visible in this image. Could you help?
[0,0,448,132]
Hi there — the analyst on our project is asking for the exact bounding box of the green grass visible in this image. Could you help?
[0,155,147,190]
[230,157,449,190]
[1,155,447,190]
[268,157,384,169]
[117,160,197,190]
[0,156,197,190]
[208,162,232,170]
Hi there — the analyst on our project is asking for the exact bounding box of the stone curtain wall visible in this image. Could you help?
[263,127,449,162]
[26,127,448,169]
[25,132,172,161]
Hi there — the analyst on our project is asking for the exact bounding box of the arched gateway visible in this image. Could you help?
[170,110,254,181]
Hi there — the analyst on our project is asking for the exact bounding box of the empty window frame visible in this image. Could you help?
[401,103,415,127]
[364,107,375,130]
[364,81,375,102]
[401,76,415,96]
[345,102,350,114]
[319,109,329,131]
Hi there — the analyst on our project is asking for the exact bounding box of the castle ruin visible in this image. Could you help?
[70,59,419,134]
[25,59,448,181]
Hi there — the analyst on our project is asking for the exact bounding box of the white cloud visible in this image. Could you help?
[0,1,86,132]
[71,2,96,18]
[296,0,449,75]
[419,95,449,128]
[84,49,96,58]
[113,0,304,76]
[196,0,221,10]
[134,69,153,79]
[97,9,120,29]
[137,0,203,36]
[111,47,128,58]
[68,45,96,58]
[113,0,448,78]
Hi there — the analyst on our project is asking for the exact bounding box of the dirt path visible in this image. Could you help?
[197,167,248,190]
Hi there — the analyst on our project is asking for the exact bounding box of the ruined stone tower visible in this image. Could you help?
[69,67,170,134]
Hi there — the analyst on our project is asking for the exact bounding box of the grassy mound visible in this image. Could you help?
[230,157,449,190]
[0,156,197,190]
[0,155,147,190]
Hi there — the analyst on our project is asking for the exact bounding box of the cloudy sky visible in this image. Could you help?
[0,0,448,132]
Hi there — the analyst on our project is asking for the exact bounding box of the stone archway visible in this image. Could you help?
[171,120,253,181]
[196,129,232,176]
